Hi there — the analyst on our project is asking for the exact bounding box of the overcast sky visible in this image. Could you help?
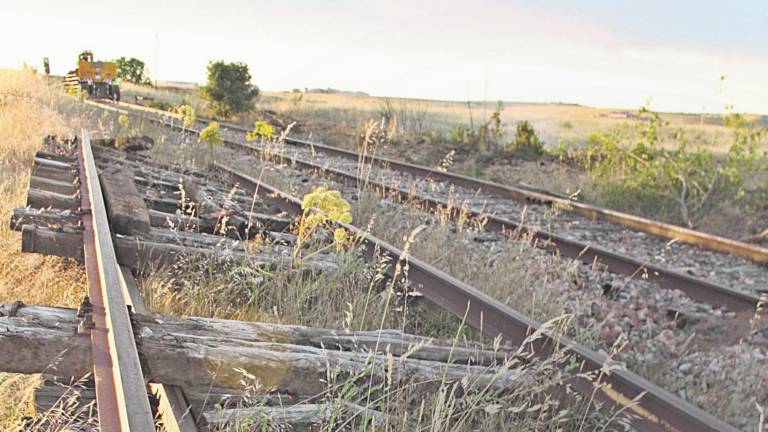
[3,0,767,113]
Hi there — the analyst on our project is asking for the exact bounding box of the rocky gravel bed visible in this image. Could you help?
[213,125,768,299]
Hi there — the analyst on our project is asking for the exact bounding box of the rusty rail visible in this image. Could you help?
[77,130,155,430]
[215,163,739,432]
[205,133,758,312]
[273,136,768,263]
[88,101,764,311]
[92,99,768,264]
[87,101,744,430]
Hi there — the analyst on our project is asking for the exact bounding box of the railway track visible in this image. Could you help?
[80,100,763,430]
[19,134,326,430]
[100,101,766,314]
[213,125,767,310]
[12,133,344,430]
[214,163,741,432]
[9,122,744,430]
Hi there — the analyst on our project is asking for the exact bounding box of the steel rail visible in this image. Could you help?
[97,100,768,263]
[256,127,768,263]
[90,102,761,310]
[90,101,742,430]
[219,137,761,312]
[92,100,761,311]
[77,130,155,431]
[214,162,738,432]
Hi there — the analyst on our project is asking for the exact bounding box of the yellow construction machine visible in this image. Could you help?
[64,51,120,101]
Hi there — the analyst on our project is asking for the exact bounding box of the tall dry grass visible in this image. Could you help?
[0,69,88,430]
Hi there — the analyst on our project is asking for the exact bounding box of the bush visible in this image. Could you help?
[448,107,505,151]
[201,60,259,118]
[507,121,544,159]
[199,122,222,167]
[446,115,545,163]
[450,125,476,145]
[583,108,766,227]
[476,110,505,151]
[147,100,173,111]
[245,120,274,141]
[176,104,197,128]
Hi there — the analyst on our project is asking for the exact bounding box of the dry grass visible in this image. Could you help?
[0,69,90,430]
[207,317,621,432]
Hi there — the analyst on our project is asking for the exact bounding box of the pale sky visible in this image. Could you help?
[3,0,767,114]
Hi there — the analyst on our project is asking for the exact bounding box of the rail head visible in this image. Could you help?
[78,129,154,431]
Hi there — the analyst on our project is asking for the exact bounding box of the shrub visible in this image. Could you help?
[295,187,353,258]
[147,100,173,111]
[583,108,766,227]
[201,60,259,118]
[476,109,505,151]
[245,120,274,141]
[176,104,196,129]
[448,107,506,151]
[199,122,222,167]
[450,125,475,145]
[507,121,544,158]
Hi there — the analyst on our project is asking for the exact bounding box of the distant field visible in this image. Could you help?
[122,78,767,153]
[122,80,766,155]
[256,90,767,154]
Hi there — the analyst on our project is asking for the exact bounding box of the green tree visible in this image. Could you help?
[201,60,259,118]
[115,57,151,85]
